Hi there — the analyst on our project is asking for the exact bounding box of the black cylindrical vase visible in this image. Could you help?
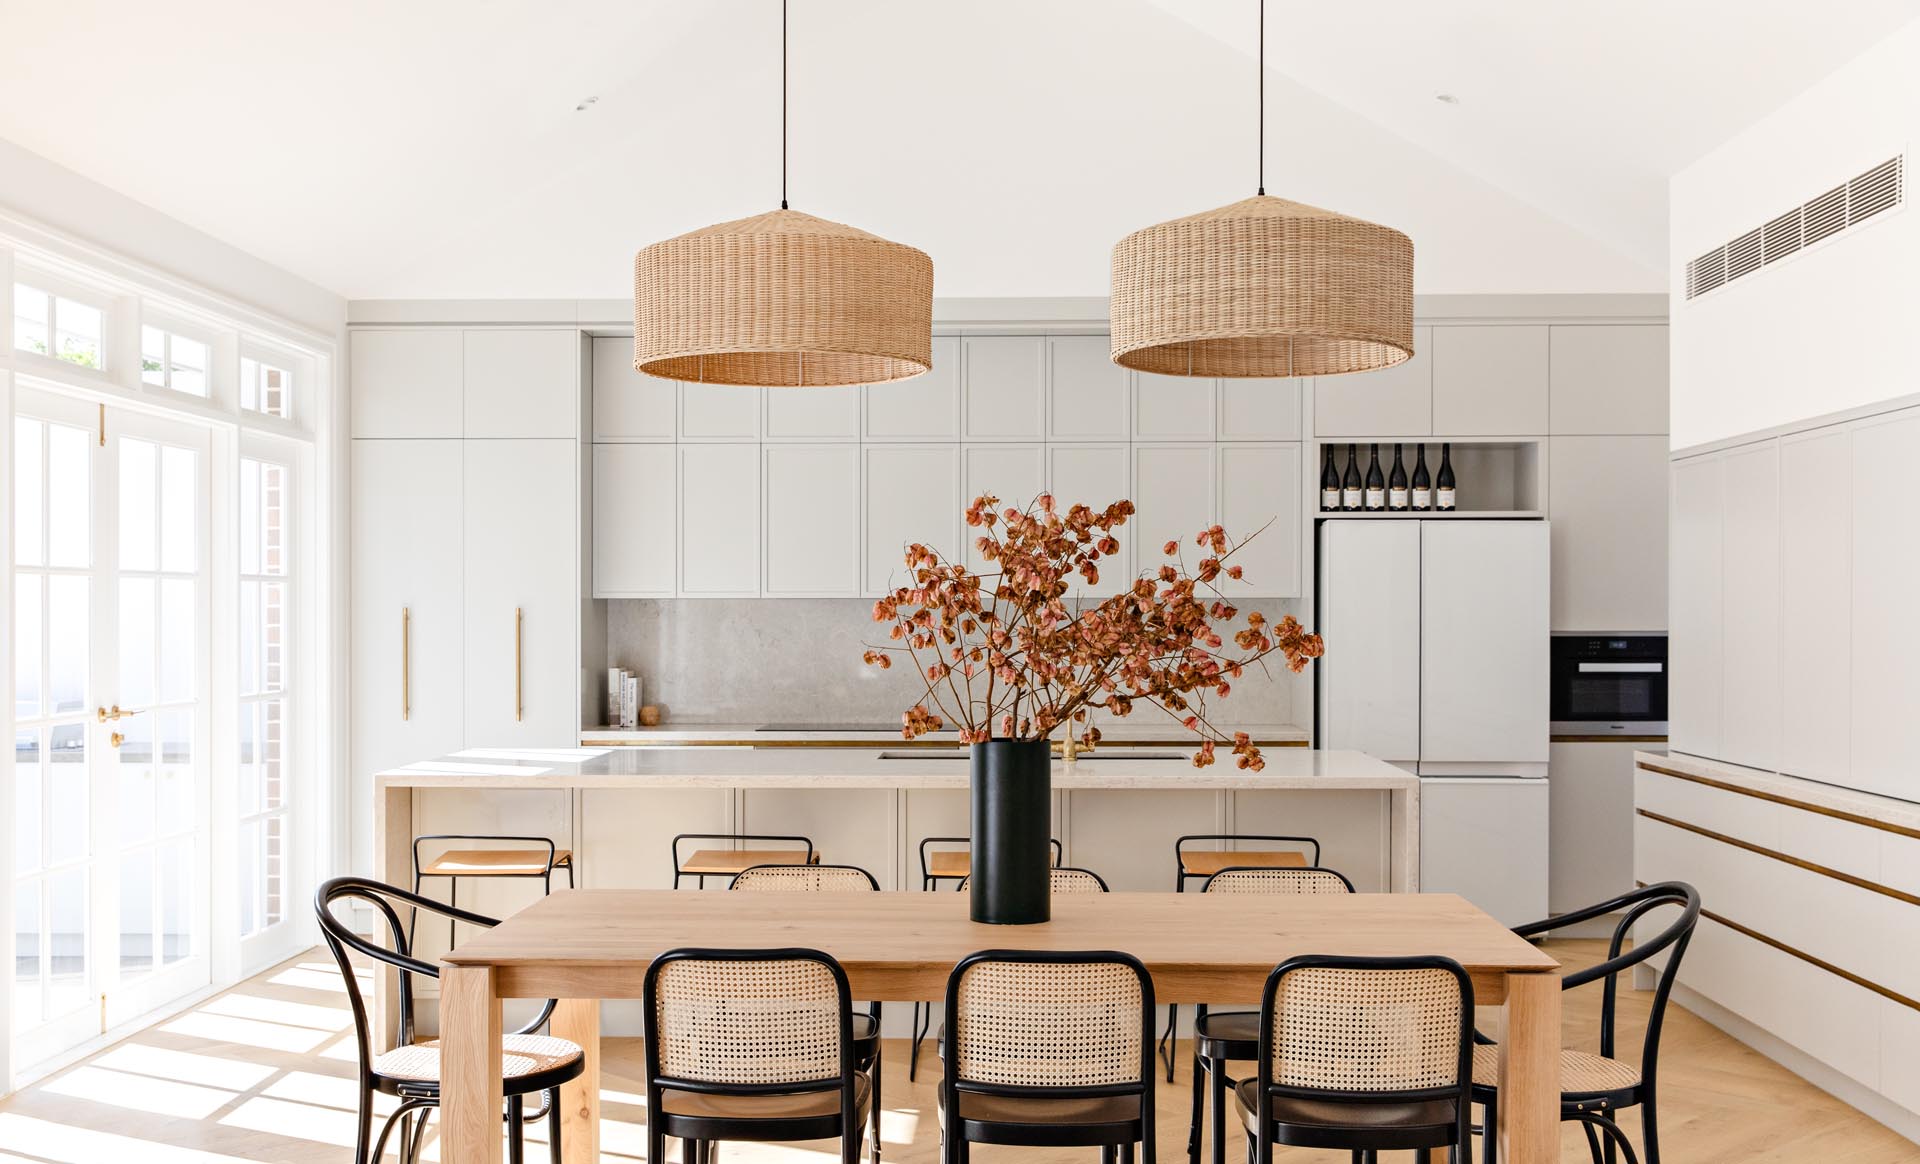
[969,738,1053,924]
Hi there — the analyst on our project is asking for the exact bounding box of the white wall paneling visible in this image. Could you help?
[1850,410,1920,801]
[350,329,462,438]
[960,444,1043,575]
[963,335,1047,441]
[864,336,960,441]
[1047,334,1130,440]
[1549,435,1668,631]
[1549,325,1669,435]
[864,444,961,596]
[463,329,577,439]
[764,443,861,596]
[677,443,761,596]
[1718,442,1781,772]
[591,335,676,440]
[1669,454,1725,759]
[1047,443,1132,598]
[1778,429,1851,785]
[1317,520,1421,763]
[678,382,762,440]
[1419,521,1549,767]
[765,385,860,441]
[1217,443,1302,598]
[591,443,677,598]
[1431,325,1549,436]
[1135,373,1216,440]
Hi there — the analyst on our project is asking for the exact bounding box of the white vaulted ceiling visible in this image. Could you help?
[0,0,1912,301]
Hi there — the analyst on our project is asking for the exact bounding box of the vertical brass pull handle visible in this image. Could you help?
[514,607,524,722]
[402,607,411,721]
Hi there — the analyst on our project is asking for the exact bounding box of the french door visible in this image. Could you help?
[12,387,212,1067]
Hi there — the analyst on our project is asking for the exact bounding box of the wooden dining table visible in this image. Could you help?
[437,889,1562,1164]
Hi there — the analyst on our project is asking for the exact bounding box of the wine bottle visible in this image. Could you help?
[1436,442,1457,511]
[1387,443,1409,510]
[1364,444,1386,511]
[1320,446,1340,511]
[1411,444,1432,511]
[1341,444,1362,510]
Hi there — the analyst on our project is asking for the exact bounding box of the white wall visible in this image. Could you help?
[1669,17,1920,450]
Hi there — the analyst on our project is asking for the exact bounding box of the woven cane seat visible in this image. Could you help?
[940,1088,1141,1127]
[1471,1045,1641,1096]
[660,1071,871,1121]
[373,1033,583,1083]
[420,848,571,877]
[1234,1078,1456,1134]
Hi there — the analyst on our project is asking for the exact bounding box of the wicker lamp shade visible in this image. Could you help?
[633,207,933,387]
[1109,194,1414,378]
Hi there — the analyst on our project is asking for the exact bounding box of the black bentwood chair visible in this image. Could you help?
[940,949,1157,1164]
[1241,955,1476,1164]
[644,947,871,1164]
[1473,881,1701,1164]
[316,876,585,1164]
[1185,866,1357,1164]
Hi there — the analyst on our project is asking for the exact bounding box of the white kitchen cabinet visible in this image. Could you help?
[1047,335,1129,440]
[678,443,761,596]
[463,329,578,439]
[1432,326,1549,436]
[1219,378,1302,441]
[765,386,860,440]
[1132,444,1214,577]
[1318,521,1421,764]
[679,382,762,440]
[1217,443,1301,598]
[1668,455,1725,760]
[764,444,860,596]
[349,439,465,871]
[1421,777,1549,926]
[864,445,960,595]
[592,443,676,597]
[351,329,463,438]
[1135,373,1215,440]
[865,336,960,441]
[1851,411,1920,801]
[462,439,579,747]
[1719,443,1781,772]
[963,336,1046,441]
[960,444,1043,574]
[1314,326,1431,436]
[1779,429,1851,785]
[591,335,676,440]
[1549,740,1643,916]
[1548,325,1668,435]
[1420,521,1549,769]
[1547,436,1668,631]
[1047,443,1132,598]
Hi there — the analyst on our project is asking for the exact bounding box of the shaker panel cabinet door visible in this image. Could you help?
[963,336,1047,440]
[1048,335,1130,440]
[1219,378,1303,440]
[1420,521,1549,765]
[1135,373,1217,440]
[1779,429,1851,785]
[1548,325,1669,435]
[1668,455,1725,760]
[1217,443,1302,598]
[350,329,463,438]
[765,386,860,440]
[865,337,960,440]
[1719,443,1781,773]
[1547,436,1668,631]
[1431,325,1549,436]
[764,444,860,596]
[864,445,961,596]
[591,335,676,440]
[463,439,579,747]
[1132,445,1215,579]
[1047,444,1133,598]
[1851,411,1920,801]
[1314,326,1431,436]
[678,443,762,596]
[1318,520,1421,764]
[679,383,762,440]
[960,444,1044,575]
[463,329,579,438]
[592,443,677,597]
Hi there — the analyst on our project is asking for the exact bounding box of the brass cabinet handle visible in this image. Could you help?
[514,607,524,722]
[402,607,411,721]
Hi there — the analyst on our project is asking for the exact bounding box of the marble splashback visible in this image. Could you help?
[605,598,1305,728]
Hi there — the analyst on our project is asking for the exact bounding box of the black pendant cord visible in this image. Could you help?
[1256,0,1265,196]
[780,0,790,209]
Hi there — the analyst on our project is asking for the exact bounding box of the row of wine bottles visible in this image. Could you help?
[1320,442,1457,512]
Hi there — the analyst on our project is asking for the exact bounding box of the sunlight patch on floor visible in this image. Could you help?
[158,1011,334,1054]
[92,1042,278,1091]
[198,991,351,1031]
[262,1069,401,1116]
[41,1065,237,1120]
[217,1095,364,1148]
[0,1112,262,1163]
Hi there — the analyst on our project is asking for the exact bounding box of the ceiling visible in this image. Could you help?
[0,0,1913,302]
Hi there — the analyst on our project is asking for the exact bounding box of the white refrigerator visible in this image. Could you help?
[1318,519,1550,925]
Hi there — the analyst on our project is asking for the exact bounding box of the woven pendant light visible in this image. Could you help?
[633,1,932,387]
[1108,1,1413,378]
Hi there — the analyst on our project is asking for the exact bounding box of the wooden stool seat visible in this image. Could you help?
[926,850,971,879]
[1178,850,1306,877]
[680,849,822,877]
[421,848,572,878]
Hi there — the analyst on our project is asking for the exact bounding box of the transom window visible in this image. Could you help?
[141,326,211,397]
[13,283,105,370]
[240,356,291,419]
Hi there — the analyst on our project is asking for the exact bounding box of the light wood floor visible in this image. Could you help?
[1,941,1913,1163]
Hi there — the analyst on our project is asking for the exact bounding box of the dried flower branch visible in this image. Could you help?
[862,494,1325,770]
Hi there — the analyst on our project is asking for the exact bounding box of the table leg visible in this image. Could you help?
[1390,785,1419,892]
[373,783,413,1049]
[553,998,601,1164]
[441,964,504,1164]
[1497,970,1560,1164]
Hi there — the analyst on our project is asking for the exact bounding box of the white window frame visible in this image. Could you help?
[9,267,116,379]
[139,316,220,401]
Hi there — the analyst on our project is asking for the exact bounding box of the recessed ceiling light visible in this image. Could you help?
[575,96,599,112]
[1435,93,1461,105]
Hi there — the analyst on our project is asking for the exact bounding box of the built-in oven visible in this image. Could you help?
[1550,634,1667,736]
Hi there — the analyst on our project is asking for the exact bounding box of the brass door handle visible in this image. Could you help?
[514,607,523,722]
[401,607,411,721]
[110,731,126,749]
[96,704,142,723]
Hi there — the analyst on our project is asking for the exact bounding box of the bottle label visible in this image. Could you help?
[1322,488,1340,509]
[1412,488,1432,508]
[1343,488,1362,507]
[1437,487,1457,509]
[1365,487,1385,508]
[1389,487,1409,508]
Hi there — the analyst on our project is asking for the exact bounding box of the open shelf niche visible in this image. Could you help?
[1311,437,1545,518]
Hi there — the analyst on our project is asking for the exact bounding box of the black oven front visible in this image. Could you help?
[1550,635,1667,735]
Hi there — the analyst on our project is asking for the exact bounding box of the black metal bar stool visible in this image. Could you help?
[672,832,818,888]
[410,834,573,952]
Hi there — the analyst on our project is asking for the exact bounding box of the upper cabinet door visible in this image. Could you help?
[1718,443,1781,773]
[1431,326,1548,436]
[350,329,463,438]
[680,382,762,440]
[1668,455,1725,760]
[1851,411,1920,801]
[1135,374,1217,440]
[1548,325,1668,435]
[1419,520,1549,765]
[464,329,579,439]
[1047,444,1132,598]
[1133,444,1215,579]
[678,443,761,596]
[1217,443,1302,598]
[591,335,676,441]
[765,386,860,441]
[963,336,1046,441]
[864,445,961,596]
[961,444,1043,575]
[1047,336,1129,440]
[866,337,960,441]
[1779,429,1851,786]
[1547,435,1668,632]
[764,444,861,596]
[1219,378,1303,441]
[592,443,677,598]
[1314,326,1432,436]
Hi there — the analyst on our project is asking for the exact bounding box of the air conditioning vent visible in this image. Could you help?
[1685,154,1904,300]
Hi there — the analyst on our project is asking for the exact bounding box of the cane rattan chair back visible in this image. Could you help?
[957,866,1110,895]
[1202,865,1354,895]
[730,863,880,892]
